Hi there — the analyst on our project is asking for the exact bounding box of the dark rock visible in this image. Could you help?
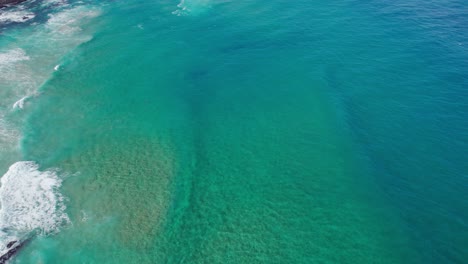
[0,0,27,7]
[6,241,16,249]
[0,238,30,264]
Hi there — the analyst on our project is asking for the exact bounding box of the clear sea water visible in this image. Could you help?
[0,0,467,263]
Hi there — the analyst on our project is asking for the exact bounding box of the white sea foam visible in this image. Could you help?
[46,6,101,35]
[0,48,30,66]
[0,48,35,113]
[0,162,69,254]
[12,95,29,109]
[172,0,190,16]
[172,0,212,16]
[42,0,68,8]
[0,48,36,115]
[0,5,101,114]
[0,6,101,254]
[0,117,20,151]
[0,48,32,85]
[0,10,35,23]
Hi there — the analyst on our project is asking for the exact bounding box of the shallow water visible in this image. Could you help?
[0,0,467,263]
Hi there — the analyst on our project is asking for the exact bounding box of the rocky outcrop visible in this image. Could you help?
[0,239,30,264]
[0,0,27,7]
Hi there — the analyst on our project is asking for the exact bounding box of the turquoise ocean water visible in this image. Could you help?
[0,0,467,263]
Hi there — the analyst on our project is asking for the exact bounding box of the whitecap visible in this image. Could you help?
[0,162,69,255]
[172,0,212,16]
[41,0,68,8]
[172,0,190,16]
[12,95,28,109]
[0,10,35,24]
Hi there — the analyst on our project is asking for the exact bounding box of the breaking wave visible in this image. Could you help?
[0,161,69,256]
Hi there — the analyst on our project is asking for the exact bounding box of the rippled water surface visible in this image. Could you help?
[0,0,467,263]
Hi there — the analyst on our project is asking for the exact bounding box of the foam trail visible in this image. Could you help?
[41,0,68,8]
[0,162,69,256]
[0,48,32,148]
[0,4,100,259]
[0,48,34,109]
[0,10,35,24]
[46,6,101,36]
[0,5,102,160]
[0,49,29,66]
[172,0,189,16]
[172,0,212,16]
[0,118,19,152]
[12,96,28,109]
